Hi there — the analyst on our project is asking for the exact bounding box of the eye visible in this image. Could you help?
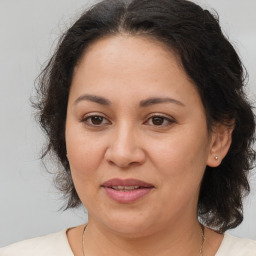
[144,114,175,127]
[81,115,111,127]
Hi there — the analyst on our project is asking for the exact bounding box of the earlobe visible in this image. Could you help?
[214,156,219,161]
[207,123,234,167]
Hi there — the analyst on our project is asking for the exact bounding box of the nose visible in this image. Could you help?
[104,124,146,168]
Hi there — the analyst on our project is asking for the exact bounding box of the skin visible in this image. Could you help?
[65,35,233,256]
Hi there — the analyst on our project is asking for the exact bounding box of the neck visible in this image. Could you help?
[83,217,204,256]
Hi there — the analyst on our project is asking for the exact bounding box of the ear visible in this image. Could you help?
[207,122,234,167]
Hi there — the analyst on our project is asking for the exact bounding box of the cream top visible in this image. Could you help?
[1,229,256,256]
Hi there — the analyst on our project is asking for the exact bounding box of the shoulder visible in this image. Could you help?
[216,233,256,256]
[0,229,74,256]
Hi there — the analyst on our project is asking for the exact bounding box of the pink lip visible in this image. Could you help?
[102,178,154,188]
[101,178,154,203]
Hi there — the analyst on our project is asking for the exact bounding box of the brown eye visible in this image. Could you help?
[90,116,104,125]
[144,114,175,127]
[152,116,164,126]
[81,115,110,127]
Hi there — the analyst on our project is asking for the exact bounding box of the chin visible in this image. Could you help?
[100,213,158,238]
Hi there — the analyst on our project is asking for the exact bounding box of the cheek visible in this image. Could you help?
[66,134,105,206]
[148,128,210,182]
[66,127,106,180]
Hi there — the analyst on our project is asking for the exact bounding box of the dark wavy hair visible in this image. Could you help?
[35,0,255,233]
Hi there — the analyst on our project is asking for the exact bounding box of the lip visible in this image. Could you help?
[102,178,154,188]
[101,178,154,203]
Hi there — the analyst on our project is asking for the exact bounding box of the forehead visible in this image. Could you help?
[74,34,182,76]
[70,35,200,107]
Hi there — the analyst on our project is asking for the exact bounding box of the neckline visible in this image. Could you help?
[63,227,231,256]
[63,228,77,256]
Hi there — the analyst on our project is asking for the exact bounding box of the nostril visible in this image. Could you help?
[104,142,146,168]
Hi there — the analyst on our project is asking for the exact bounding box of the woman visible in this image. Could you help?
[1,0,256,255]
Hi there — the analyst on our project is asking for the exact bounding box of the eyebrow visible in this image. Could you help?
[74,94,111,106]
[74,94,185,107]
[139,97,185,107]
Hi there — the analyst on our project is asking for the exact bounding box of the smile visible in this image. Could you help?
[101,179,154,203]
[111,185,142,191]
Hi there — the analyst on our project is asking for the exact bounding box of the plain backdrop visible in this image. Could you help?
[0,0,256,247]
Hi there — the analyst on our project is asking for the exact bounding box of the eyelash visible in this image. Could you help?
[80,114,111,127]
[80,113,175,128]
[144,114,176,127]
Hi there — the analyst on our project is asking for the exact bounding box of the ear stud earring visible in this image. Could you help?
[215,156,219,161]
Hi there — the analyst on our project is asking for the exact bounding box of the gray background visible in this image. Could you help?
[0,0,255,247]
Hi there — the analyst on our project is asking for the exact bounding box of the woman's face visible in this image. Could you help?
[66,35,215,236]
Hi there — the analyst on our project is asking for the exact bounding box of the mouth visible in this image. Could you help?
[102,178,154,188]
[101,178,154,203]
[109,185,147,191]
